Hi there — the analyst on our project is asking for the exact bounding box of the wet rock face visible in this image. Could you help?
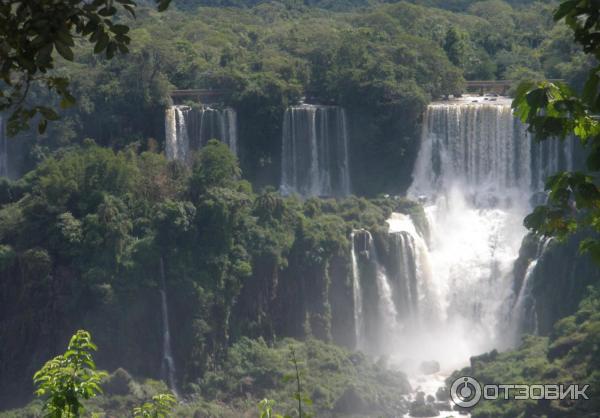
[419,360,440,375]
[410,391,440,417]
[435,386,449,402]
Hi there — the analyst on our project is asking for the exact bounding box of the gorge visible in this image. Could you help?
[2,1,599,415]
[133,96,596,412]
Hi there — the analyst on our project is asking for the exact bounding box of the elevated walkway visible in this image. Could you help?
[465,79,565,95]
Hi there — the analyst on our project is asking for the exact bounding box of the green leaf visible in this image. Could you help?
[106,42,117,59]
[526,87,549,109]
[38,107,60,121]
[98,6,117,16]
[36,43,54,66]
[554,0,578,21]
[111,24,129,35]
[94,32,110,54]
[54,41,74,61]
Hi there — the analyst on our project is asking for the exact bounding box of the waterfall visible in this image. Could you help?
[511,237,552,339]
[0,115,7,177]
[531,136,575,191]
[367,233,400,344]
[392,232,418,319]
[350,231,365,349]
[159,257,178,396]
[165,106,189,161]
[164,105,238,161]
[369,96,578,372]
[280,104,351,197]
[410,97,573,199]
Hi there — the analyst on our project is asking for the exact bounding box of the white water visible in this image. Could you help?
[159,257,178,396]
[346,97,574,415]
[368,232,400,344]
[165,106,190,161]
[280,104,351,197]
[511,237,552,339]
[399,97,572,368]
[165,105,238,161]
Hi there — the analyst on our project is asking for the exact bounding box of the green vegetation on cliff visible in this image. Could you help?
[0,139,418,408]
[447,285,600,418]
[2,334,411,417]
[8,0,591,194]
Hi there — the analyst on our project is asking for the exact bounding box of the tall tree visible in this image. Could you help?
[443,26,466,68]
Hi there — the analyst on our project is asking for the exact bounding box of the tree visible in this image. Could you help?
[33,330,107,418]
[0,0,172,136]
[443,27,466,67]
[132,393,177,418]
[512,0,600,261]
[189,139,242,199]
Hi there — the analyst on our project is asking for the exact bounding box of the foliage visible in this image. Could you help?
[189,139,242,199]
[0,0,174,136]
[3,0,579,194]
[0,136,422,409]
[512,0,600,262]
[33,330,107,418]
[258,398,286,418]
[285,345,313,418]
[132,393,177,418]
[448,285,600,417]
[198,338,410,417]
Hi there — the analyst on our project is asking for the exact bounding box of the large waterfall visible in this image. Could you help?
[353,97,574,374]
[0,115,7,177]
[165,105,238,161]
[280,104,351,197]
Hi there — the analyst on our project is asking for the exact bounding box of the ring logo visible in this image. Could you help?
[450,376,590,408]
[450,376,482,407]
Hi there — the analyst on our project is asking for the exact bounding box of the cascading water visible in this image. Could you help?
[280,104,351,197]
[403,97,574,363]
[159,257,178,396]
[0,115,7,177]
[350,231,365,349]
[354,96,576,414]
[368,233,400,346]
[165,105,238,161]
[511,237,552,339]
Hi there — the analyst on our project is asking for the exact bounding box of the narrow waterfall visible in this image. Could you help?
[511,237,552,339]
[394,233,417,318]
[165,106,190,161]
[164,105,238,161]
[0,115,7,177]
[159,257,178,396]
[280,104,351,197]
[367,233,400,344]
[350,231,365,349]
